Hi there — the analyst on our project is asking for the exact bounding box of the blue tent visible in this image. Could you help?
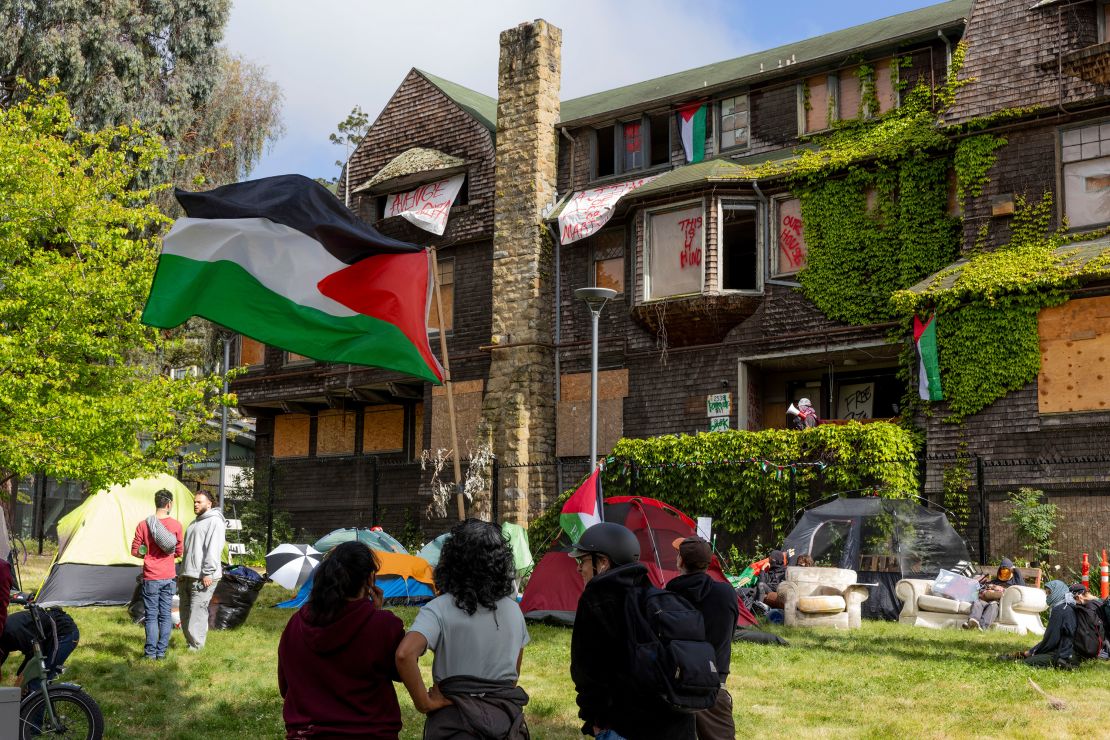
[276,571,434,608]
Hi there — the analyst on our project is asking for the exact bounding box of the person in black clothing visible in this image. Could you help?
[0,606,80,693]
[758,550,789,610]
[667,537,738,740]
[1020,580,1077,669]
[570,522,695,740]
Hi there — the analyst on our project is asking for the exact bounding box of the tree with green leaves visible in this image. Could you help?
[0,1,284,194]
[0,84,223,493]
[331,106,371,202]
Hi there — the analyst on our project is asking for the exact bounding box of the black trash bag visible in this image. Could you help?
[127,576,145,624]
[207,568,266,630]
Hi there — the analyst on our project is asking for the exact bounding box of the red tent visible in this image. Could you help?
[520,496,756,626]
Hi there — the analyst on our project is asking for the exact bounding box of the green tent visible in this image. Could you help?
[416,523,533,575]
[36,475,197,606]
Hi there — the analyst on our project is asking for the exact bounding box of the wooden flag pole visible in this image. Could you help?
[430,248,466,521]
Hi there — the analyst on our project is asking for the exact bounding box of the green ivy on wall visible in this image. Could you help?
[527,422,918,555]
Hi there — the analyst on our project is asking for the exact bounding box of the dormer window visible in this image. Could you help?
[592,114,672,180]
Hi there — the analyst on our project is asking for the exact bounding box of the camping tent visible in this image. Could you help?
[781,496,971,620]
[313,527,407,554]
[417,522,534,575]
[520,496,757,627]
[276,550,435,608]
[36,475,197,607]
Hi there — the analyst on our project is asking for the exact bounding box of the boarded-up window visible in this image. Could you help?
[317,410,356,456]
[431,380,484,454]
[719,95,749,150]
[803,74,830,133]
[363,405,405,453]
[874,59,897,115]
[273,413,310,458]
[239,336,265,367]
[1061,122,1110,228]
[1037,295,1110,413]
[593,229,625,294]
[646,204,704,300]
[429,258,454,332]
[838,67,861,121]
[285,351,311,365]
[775,197,807,275]
[556,370,629,458]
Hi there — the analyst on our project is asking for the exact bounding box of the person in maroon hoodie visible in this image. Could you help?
[277,541,405,739]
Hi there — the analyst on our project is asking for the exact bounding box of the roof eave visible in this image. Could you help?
[558,19,967,129]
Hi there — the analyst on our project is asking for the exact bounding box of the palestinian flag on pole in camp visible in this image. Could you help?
[141,175,444,383]
[676,102,707,163]
[560,466,603,543]
[914,314,943,401]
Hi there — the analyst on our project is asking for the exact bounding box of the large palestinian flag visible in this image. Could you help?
[142,175,444,383]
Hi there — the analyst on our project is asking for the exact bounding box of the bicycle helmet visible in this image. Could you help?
[568,522,640,566]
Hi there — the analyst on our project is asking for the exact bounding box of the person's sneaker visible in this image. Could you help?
[967,618,979,630]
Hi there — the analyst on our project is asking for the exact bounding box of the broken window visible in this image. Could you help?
[593,229,625,294]
[720,202,759,291]
[648,113,671,167]
[1061,122,1110,229]
[594,125,615,178]
[428,258,454,332]
[719,94,749,151]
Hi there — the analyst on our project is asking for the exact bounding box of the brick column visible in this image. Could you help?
[477,20,561,524]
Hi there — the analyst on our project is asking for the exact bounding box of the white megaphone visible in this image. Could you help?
[787,403,801,416]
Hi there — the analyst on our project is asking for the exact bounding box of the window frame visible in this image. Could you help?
[642,198,707,303]
[717,92,751,153]
[1059,119,1110,231]
[771,194,808,278]
[590,228,626,295]
[428,257,455,335]
[591,114,673,182]
[716,199,763,294]
[282,350,314,368]
[236,334,265,369]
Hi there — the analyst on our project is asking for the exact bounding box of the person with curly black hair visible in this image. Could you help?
[278,541,405,739]
[396,519,531,739]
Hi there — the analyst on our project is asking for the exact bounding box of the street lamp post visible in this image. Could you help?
[574,287,617,474]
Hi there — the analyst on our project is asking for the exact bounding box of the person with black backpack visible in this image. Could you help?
[1070,583,1107,661]
[1016,580,1078,670]
[570,523,713,740]
[666,536,739,740]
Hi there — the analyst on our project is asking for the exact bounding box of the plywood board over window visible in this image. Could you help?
[429,259,454,332]
[775,197,807,275]
[363,405,405,453]
[838,67,861,121]
[874,59,897,115]
[646,203,704,300]
[557,370,629,458]
[239,336,265,367]
[431,380,484,455]
[803,74,830,133]
[1038,295,1110,413]
[317,409,357,456]
[273,413,310,458]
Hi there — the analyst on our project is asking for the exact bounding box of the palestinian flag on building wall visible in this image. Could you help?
[560,466,603,543]
[914,314,943,401]
[141,175,445,383]
[677,102,707,163]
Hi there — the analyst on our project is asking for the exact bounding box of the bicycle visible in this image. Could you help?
[10,595,103,739]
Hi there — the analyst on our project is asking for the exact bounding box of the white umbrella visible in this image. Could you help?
[265,543,323,591]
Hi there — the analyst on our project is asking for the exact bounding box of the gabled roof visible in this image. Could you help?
[353,147,467,195]
[416,69,497,132]
[559,0,971,125]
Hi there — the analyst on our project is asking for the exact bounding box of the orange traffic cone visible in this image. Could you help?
[1082,553,1090,592]
[1101,550,1109,600]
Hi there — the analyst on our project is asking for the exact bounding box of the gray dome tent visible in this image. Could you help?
[781,497,970,620]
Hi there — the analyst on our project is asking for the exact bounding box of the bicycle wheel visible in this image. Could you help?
[20,686,104,739]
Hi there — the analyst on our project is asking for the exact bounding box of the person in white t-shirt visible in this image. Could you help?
[396,519,531,738]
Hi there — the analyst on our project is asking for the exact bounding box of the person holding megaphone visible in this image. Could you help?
[787,398,819,430]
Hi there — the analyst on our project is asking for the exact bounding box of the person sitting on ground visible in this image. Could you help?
[278,541,405,739]
[795,554,815,568]
[758,550,789,610]
[963,557,1024,631]
[570,522,695,740]
[667,537,738,740]
[396,519,530,739]
[1006,580,1077,670]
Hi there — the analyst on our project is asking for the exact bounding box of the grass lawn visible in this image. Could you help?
[13,552,1110,739]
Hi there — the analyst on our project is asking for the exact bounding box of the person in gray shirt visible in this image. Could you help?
[179,490,226,651]
[396,520,530,738]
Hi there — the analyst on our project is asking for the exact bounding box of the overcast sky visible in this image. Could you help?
[224,0,944,181]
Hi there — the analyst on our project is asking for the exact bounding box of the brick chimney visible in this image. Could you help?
[478,20,561,523]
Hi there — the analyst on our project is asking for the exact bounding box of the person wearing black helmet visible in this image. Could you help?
[569,522,696,740]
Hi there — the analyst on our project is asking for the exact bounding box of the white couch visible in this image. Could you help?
[894,578,1046,635]
[777,567,870,630]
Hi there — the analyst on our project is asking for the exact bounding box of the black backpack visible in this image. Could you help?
[625,586,721,713]
[1073,602,1104,660]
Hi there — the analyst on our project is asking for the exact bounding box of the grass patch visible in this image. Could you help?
[10,553,1110,738]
